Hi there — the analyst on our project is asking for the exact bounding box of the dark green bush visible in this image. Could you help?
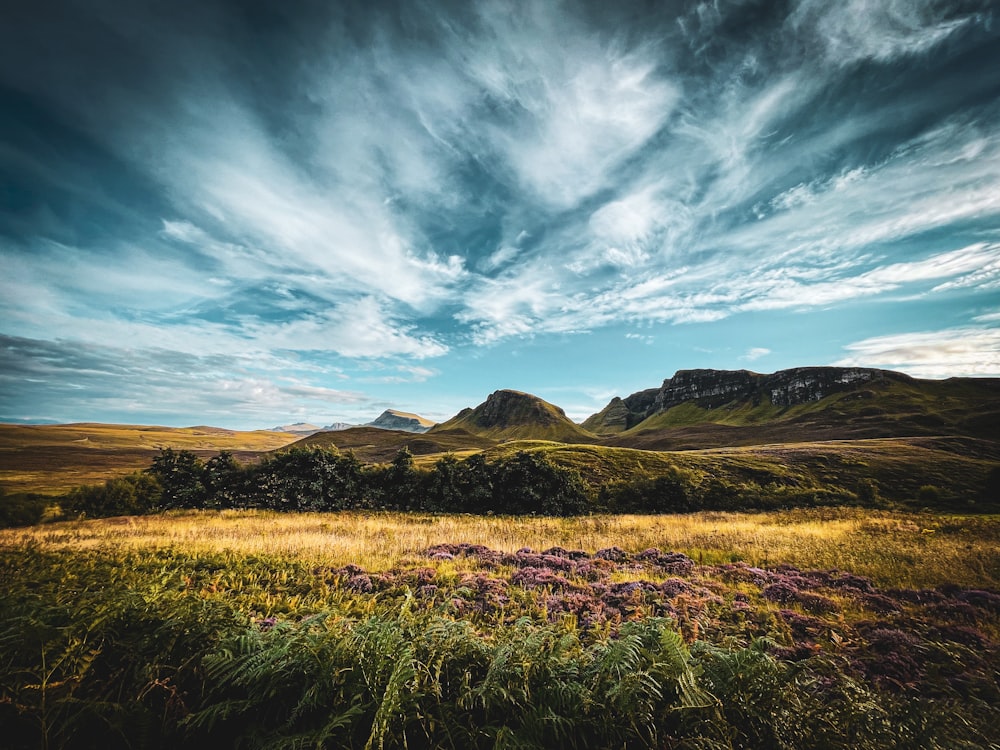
[65,472,162,518]
[0,487,50,527]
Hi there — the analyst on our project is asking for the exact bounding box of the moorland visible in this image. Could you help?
[1,366,999,748]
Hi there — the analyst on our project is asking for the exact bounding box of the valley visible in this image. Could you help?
[4,367,998,509]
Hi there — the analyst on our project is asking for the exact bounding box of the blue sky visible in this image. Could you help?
[2,0,999,429]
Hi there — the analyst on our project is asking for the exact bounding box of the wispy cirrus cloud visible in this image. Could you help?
[741,348,771,362]
[789,0,982,65]
[0,334,375,426]
[1,0,997,426]
[836,327,1000,378]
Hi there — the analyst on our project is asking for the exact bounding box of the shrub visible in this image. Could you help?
[0,488,50,527]
[64,472,162,518]
[917,484,942,505]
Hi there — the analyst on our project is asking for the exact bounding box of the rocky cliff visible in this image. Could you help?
[585,367,906,433]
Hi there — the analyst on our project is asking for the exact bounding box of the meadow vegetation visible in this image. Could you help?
[0,422,299,495]
[2,435,999,747]
[2,508,998,748]
[5,435,996,530]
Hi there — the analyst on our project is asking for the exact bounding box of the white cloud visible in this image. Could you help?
[625,332,654,345]
[479,245,521,272]
[740,243,1000,312]
[251,297,449,360]
[836,327,1000,378]
[454,3,679,209]
[789,0,982,65]
[741,347,771,361]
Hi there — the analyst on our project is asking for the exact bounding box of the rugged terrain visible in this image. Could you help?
[585,367,1000,448]
[3,367,999,500]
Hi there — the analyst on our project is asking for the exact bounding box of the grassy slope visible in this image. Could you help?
[607,377,1000,448]
[0,423,300,495]
[440,419,598,442]
[431,392,600,443]
[293,426,498,463]
[485,437,1000,506]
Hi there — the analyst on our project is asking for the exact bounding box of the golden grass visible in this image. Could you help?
[0,423,300,494]
[4,508,997,590]
[0,423,300,451]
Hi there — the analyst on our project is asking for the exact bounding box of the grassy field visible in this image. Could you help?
[0,423,299,494]
[485,437,999,506]
[5,507,997,589]
[296,426,498,463]
[2,508,999,748]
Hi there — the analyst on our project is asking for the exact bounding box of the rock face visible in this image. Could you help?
[366,409,435,433]
[581,397,631,433]
[585,367,906,433]
[432,390,597,442]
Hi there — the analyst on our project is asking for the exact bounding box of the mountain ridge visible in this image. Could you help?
[584,366,1000,446]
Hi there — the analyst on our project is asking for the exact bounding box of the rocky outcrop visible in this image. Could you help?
[581,397,630,433]
[585,367,907,433]
[582,388,660,434]
[653,370,758,412]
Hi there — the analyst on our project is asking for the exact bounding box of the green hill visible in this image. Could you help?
[484,437,999,509]
[583,368,1000,448]
[431,390,599,443]
[291,426,496,463]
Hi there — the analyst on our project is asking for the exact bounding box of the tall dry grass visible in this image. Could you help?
[3,508,997,589]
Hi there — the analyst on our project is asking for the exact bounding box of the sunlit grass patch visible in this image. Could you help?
[4,508,997,589]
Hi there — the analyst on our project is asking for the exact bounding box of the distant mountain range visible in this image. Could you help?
[6,365,998,504]
[270,409,436,436]
[271,366,999,453]
[270,422,324,434]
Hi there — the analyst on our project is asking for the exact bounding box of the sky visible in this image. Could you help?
[1,0,999,430]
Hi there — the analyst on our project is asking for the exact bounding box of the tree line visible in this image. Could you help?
[63,446,591,519]
[7,443,986,528]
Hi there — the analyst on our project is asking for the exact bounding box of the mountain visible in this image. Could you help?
[322,422,356,431]
[273,411,434,435]
[270,422,322,435]
[431,389,598,442]
[580,389,658,434]
[366,409,435,433]
[584,367,1000,449]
